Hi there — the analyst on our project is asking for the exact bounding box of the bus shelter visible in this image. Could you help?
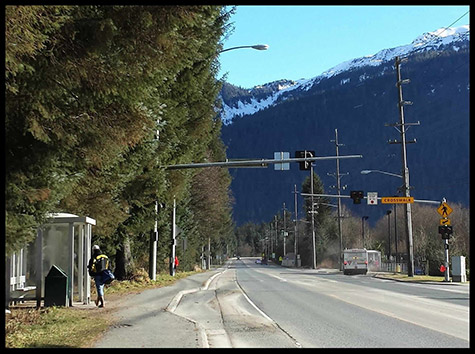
[6,213,96,308]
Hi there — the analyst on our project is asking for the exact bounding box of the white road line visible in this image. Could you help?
[235,274,302,348]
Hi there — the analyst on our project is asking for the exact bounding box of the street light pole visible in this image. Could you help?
[293,184,298,267]
[219,44,269,53]
[386,210,392,263]
[311,164,317,269]
[360,170,402,179]
[361,216,369,248]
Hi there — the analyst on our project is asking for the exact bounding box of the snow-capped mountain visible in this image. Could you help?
[220,24,469,227]
[220,25,469,125]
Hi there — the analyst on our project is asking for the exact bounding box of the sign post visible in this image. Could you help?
[437,201,453,282]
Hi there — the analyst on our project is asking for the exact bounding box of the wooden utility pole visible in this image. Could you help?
[293,184,298,267]
[389,56,420,277]
[329,129,348,271]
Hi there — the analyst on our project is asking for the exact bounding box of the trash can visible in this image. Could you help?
[45,265,68,307]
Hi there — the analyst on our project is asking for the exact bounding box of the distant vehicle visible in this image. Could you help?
[261,258,268,265]
[343,248,368,275]
[255,259,261,264]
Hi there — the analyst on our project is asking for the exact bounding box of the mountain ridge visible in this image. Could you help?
[219,25,469,227]
[220,25,469,126]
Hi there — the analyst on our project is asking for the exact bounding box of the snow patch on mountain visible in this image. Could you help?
[221,25,469,125]
[220,77,315,125]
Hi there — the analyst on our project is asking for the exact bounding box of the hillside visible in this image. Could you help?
[220,26,470,226]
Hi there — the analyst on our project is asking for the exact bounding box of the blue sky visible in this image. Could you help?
[218,5,470,88]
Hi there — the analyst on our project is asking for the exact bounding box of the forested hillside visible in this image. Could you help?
[5,5,235,277]
[221,43,469,227]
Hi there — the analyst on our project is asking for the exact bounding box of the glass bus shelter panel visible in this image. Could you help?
[41,223,70,297]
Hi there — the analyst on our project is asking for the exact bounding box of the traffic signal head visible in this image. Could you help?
[350,190,364,204]
[439,225,453,239]
[295,150,315,170]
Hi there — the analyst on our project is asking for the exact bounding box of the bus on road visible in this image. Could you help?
[343,248,368,275]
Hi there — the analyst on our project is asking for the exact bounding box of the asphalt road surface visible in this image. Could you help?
[94,257,469,348]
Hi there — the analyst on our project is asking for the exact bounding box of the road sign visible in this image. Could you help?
[437,202,453,217]
[439,218,451,226]
[381,197,414,204]
[367,192,378,205]
[274,152,290,170]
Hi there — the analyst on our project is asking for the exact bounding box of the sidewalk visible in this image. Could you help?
[371,271,469,285]
[92,269,224,348]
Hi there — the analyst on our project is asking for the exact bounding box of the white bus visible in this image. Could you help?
[343,248,368,275]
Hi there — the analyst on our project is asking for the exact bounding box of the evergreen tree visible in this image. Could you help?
[5,4,236,277]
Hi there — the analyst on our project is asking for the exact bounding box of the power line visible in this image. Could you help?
[406,10,470,57]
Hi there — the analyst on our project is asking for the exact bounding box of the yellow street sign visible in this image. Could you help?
[437,202,453,217]
[440,218,451,226]
[381,197,414,204]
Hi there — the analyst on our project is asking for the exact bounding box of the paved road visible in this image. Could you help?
[235,258,469,347]
[94,257,469,348]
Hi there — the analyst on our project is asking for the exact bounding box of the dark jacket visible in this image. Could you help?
[88,250,109,276]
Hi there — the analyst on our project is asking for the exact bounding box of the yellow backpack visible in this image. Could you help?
[92,254,109,273]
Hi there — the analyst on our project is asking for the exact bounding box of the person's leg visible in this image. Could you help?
[95,276,105,307]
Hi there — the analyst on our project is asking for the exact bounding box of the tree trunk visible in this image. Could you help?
[114,235,134,280]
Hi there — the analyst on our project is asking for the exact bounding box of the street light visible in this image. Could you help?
[361,169,401,273]
[361,216,369,248]
[219,44,269,53]
[360,170,402,179]
[386,210,392,263]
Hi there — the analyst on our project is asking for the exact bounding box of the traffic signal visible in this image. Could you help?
[439,225,453,239]
[295,150,315,170]
[350,190,364,204]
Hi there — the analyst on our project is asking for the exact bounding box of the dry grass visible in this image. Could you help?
[5,269,203,348]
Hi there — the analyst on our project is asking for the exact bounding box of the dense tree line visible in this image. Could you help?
[5,5,236,278]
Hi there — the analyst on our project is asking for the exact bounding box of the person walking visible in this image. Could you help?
[87,245,109,308]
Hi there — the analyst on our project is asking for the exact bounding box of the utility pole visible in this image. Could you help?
[389,56,420,277]
[207,236,211,270]
[149,118,161,281]
[170,197,177,276]
[283,203,286,256]
[293,184,298,267]
[394,204,399,266]
[149,201,158,280]
[310,164,317,269]
[329,128,348,271]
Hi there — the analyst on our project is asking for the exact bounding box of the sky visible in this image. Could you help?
[217,5,470,89]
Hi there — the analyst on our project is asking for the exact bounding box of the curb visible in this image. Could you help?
[372,273,469,285]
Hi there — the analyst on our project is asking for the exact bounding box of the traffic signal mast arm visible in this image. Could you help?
[300,193,442,205]
[164,154,363,170]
